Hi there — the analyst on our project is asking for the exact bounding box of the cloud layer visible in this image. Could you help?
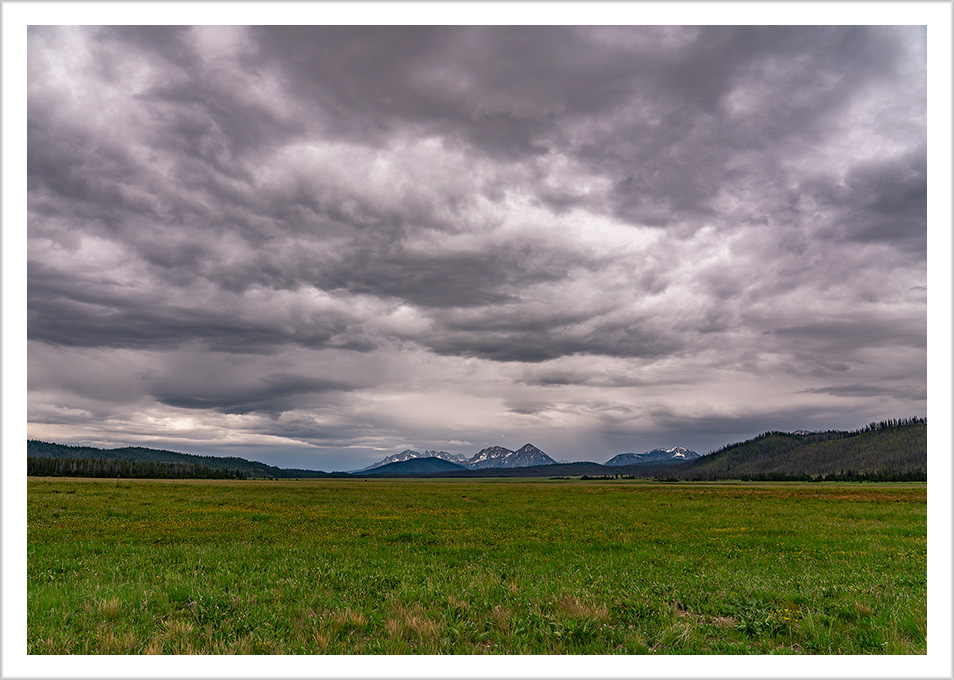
[28,26,927,469]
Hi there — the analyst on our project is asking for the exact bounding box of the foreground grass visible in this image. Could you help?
[28,478,926,654]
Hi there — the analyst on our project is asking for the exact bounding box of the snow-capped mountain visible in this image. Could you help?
[361,449,469,471]
[604,446,700,466]
[468,443,557,469]
[467,446,514,468]
[363,443,559,471]
[422,449,470,464]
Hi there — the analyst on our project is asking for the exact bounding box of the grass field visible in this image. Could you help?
[27,477,926,654]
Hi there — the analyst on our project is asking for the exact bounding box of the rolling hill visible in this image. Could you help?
[27,440,347,479]
[358,457,468,476]
[667,419,926,481]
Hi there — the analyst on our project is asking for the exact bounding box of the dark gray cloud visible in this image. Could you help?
[767,313,926,356]
[812,146,927,252]
[148,372,353,415]
[424,307,685,363]
[26,25,928,470]
[799,383,926,401]
[27,262,376,354]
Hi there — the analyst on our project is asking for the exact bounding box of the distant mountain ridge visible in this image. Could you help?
[359,449,469,471]
[469,443,557,469]
[346,421,925,479]
[605,446,700,466]
[27,418,925,481]
[361,457,467,476]
[363,443,558,471]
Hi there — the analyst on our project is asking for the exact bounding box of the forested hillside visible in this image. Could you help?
[668,419,926,481]
[26,440,346,479]
[27,456,245,480]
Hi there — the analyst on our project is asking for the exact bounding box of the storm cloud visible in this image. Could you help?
[27,25,927,470]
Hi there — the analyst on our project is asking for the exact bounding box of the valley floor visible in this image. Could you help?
[27,477,926,655]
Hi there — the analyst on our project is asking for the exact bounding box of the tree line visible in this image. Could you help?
[27,456,246,480]
[857,417,926,433]
[658,468,926,483]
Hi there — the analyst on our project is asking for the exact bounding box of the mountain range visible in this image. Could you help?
[359,449,469,471]
[359,443,559,471]
[361,457,468,476]
[27,418,926,481]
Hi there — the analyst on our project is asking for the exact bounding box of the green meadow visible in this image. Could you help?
[28,477,926,654]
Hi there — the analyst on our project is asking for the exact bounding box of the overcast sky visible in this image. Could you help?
[26,25,928,470]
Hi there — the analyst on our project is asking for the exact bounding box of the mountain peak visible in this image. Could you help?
[366,442,561,471]
[362,448,469,471]
[605,447,700,466]
[468,443,556,469]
